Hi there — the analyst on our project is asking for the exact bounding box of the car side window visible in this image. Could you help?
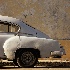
[0,22,19,32]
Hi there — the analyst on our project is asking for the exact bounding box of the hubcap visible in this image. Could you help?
[21,51,36,66]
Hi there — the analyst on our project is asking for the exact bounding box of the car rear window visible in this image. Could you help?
[0,22,19,33]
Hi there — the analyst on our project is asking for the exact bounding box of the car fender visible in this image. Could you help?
[3,36,61,60]
[3,36,21,59]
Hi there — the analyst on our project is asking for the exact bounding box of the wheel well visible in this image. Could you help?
[15,48,40,59]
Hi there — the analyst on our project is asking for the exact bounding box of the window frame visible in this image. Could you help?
[0,21,20,33]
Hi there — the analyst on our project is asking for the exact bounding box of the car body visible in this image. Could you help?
[0,15,50,58]
[0,15,66,67]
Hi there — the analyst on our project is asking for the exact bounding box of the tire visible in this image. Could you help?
[13,59,18,66]
[17,50,38,68]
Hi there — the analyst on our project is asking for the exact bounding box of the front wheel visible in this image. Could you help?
[17,50,38,68]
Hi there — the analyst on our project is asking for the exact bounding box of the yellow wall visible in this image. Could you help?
[58,40,70,59]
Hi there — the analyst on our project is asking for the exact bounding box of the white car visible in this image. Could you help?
[0,15,66,67]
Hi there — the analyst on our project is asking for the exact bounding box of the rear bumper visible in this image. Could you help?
[51,51,63,56]
[51,45,66,56]
[60,46,66,55]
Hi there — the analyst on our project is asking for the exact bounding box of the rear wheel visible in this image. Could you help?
[17,50,38,68]
[13,59,18,66]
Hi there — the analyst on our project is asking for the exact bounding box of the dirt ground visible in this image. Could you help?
[0,66,70,70]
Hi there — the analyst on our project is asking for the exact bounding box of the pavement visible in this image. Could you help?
[0,59,70,70]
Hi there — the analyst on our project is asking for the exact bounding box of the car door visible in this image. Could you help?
[0,21,19,58]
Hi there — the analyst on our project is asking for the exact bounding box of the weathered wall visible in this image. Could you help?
[0,0,70,39]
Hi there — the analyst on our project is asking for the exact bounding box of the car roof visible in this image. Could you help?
[0,15,22,25]
[0,15,20,22]
[0,15,50,38]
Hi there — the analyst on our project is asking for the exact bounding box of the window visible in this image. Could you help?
[0,22,19,32]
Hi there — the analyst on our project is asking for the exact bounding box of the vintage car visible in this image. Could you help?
[0,15,66,67]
